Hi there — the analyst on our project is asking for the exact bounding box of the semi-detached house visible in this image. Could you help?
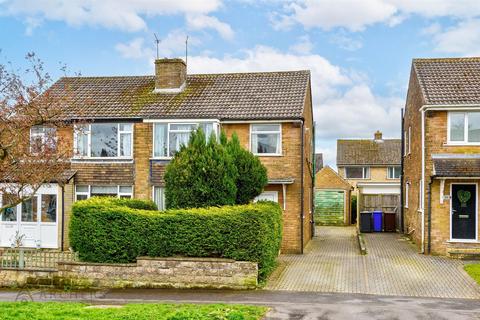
[0,58,314,254]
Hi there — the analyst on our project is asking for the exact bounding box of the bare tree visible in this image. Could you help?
[0,53,73,212]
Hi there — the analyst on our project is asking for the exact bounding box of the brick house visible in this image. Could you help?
[403,57,480,257]
[0,58,314,254]
[337,131,401,228]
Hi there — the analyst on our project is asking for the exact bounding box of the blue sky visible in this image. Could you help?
[1,0,480,166]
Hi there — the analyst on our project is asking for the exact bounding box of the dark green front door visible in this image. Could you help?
[315,190,345,225]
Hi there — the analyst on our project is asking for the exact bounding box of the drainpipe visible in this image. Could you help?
[400,108,405,233]
[299,120,305,254]
[61,185,65,251]
[427,177,433,254]
[421,109,426,253]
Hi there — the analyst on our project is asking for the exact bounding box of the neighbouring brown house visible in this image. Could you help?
[314,166,353,225]
[404,57,480,257]
[0,58,314,254]
[337,131,401,229]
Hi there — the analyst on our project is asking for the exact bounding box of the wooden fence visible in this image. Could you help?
[0,249,78,270]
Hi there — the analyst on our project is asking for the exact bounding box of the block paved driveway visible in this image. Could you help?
[266,226,480,299]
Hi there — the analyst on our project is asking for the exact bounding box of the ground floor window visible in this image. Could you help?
[152,186,166,210]
[75,185,133,201]
[254,191,279,203]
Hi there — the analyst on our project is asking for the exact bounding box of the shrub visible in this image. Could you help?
[164,129,238,209]
[70,198,283,280]
[224,133,268,204]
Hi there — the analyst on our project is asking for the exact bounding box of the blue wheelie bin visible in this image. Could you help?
[372,210,383,232]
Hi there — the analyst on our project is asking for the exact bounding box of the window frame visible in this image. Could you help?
[387,166,401,179]
[249,123,282,156]
[30,125,57,154]
[344,166,370,179]
[152,186,166,211]
[73,123,134,159]
[75,185,133,201]
[152,120,220,159]
[447,112,480,145]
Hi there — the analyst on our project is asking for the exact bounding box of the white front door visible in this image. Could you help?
[0,184,59,248]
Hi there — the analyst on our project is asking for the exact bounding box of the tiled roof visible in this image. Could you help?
[337,139,401,166]
[413,58,480,105]
[433,158,480,177]
[48,71,310,120]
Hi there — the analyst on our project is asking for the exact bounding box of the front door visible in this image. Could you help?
[451,184,477,241]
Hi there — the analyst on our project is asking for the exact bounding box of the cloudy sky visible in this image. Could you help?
[1,0,480,166]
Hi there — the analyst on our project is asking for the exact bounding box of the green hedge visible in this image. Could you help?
[70,197,283,280]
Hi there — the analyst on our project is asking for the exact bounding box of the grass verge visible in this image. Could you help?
[0,302,267,320]
[464,264,480,285]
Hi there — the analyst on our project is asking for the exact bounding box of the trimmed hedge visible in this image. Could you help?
[69,197,283,280]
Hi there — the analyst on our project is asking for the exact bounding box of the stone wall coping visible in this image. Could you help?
[57,261,137,267]
[136,256,240,263]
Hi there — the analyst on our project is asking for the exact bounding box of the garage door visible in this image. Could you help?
[315,190,345,225]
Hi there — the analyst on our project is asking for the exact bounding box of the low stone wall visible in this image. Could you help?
[0,257,258,289]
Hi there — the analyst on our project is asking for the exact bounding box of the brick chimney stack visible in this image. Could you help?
[374,130,383,141]
[153,58,187,93]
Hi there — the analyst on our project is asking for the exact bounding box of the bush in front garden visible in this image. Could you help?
[223,132,268,204]
[164,128,238,209]
[69,197,283,280]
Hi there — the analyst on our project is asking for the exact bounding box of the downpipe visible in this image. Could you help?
[427,178,433,254]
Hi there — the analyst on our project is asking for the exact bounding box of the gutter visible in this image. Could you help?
[300,119,305,254]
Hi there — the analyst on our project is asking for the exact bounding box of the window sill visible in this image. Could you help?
[71,158,134,163]
[444,142,480,146]
[448,239,480,244]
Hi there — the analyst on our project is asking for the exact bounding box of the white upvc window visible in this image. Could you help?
[345,166,370,179]
[152,186,166,210]
[153,121,218,158]
[75,185,133,201]
[74,123,133,158]
[448,112,480,144]
[30,125,56,154]
[387,166,401,179]
[250,124,282,156]
[254,191,279,203]
[405,182,409,208]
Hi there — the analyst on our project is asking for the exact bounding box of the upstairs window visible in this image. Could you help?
[387,166,401,179]
[153,122,218,158]
[250,124,281,155]
[74,123,133,158]
[345,167,370,179]
[30,126,56,154]
[448,112,480,144]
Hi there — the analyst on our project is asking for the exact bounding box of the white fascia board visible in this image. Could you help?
[420,104,480,112]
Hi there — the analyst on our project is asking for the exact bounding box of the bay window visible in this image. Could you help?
[448,112,480,144]
[250,124,281,155]
[387,166,401,179]
[74,123,133,158]
[153,122,218,158]
[345,167,370,179]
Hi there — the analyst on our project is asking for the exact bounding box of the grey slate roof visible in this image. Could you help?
[48,71,310,120]
[413,57,480,105]
[337,139,401,166]
[433,158,480,177]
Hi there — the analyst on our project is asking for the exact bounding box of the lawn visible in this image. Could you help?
[464,264,480,285]
[0,302,268,320]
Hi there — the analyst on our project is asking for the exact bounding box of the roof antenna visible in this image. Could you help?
[154,33,160,59]
[185,35,189,68]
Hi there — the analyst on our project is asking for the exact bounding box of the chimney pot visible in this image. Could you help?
[153,58,187,93]
[374,130,383,141]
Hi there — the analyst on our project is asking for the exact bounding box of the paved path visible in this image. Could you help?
[1,288,480,319]
[266,226,480,299]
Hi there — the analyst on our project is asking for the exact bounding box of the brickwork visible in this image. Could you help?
[154,59,186,90]
[61,180,75,250]
[133,122,152,199]
[338,166,398,190]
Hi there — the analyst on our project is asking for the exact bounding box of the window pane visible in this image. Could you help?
[119,123,132,132]
[252,124,280,132]
[41,194,56,222]
[345,167,364,179]
[75,126,89,157]
[169,132,190,156]
[450,113,465,141]
[31,126,44,135]
[170,124,196,131]
[153,187,165,210]
[1,193,17,222]
[199,123,214,139]
[468,112,480,142]
[154,124,168,157]
[21,196,37,222]
[76,185,88,193]
[91,123,118,157]
[119,186,132,193]
[76,195,88,201]
[91,186,117,196]
[120,133,132,156]
[253,133,279,154]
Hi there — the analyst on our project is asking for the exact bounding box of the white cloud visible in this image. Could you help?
[329,32,363,51]
[274,0,480,32]
[115,38,153,60]
[431,19,480,56]
[186,14,234,40]
[289,35,313,54]
[0,0,223,32]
